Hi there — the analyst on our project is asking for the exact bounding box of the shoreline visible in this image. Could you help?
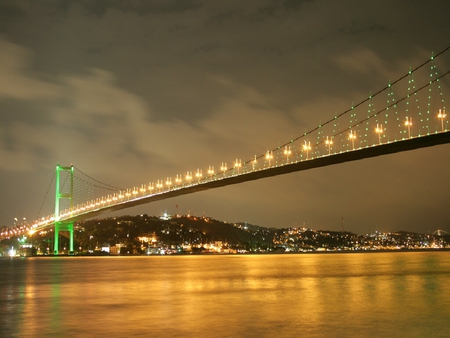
[4,247,450,258]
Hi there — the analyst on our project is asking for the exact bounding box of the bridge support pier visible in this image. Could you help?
[54,222,74,255]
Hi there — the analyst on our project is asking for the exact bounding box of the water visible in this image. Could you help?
[1,252,449,338]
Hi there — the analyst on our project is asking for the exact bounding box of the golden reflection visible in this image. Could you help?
[5,253,450,337]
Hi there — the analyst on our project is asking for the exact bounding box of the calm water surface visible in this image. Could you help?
[1,252,449,337]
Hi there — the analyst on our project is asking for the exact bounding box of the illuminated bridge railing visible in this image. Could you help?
[29,49,450,233]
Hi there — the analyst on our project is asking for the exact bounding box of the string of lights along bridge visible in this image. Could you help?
[3,47,450,254]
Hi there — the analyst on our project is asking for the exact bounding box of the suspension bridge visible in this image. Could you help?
[2,47,450,254]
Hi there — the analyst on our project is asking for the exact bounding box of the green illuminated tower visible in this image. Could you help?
[54,164,74,255]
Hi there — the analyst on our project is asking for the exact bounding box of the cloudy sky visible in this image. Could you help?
[1,0,450,234]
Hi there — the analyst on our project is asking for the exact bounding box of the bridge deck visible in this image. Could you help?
[62,131,450,223]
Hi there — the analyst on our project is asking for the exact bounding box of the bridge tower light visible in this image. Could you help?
[375,124,383,144]
[207,166,214,176]
[438,109,447,132]
[405,117,412,138]
[325,136,333,155]
[252,155,257,171]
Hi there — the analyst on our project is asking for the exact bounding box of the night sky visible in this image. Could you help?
[1,0,450,234]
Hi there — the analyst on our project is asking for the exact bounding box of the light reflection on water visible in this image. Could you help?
[1,252,450,337]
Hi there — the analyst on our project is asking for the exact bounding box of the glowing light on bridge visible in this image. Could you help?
[284,146,292,163]
[302,141,311,159]
[220,163,227,177]
[375,124,384,144]
[186,171,193,183]
[405,117,413,138]
[438,109,447,131]
[196,169,203,181]
[325,136,333,155]
[265,151,273,166]
[234,159,242,174]
[175,174,182,185]
[348,131,357,150]
[166,177,172,188]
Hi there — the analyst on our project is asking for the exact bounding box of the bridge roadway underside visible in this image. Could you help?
[68,131,450,223]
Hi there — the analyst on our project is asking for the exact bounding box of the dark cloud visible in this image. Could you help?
[1,0,450,233]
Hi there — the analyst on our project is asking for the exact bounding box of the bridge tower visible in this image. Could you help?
[54,164,74,255]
